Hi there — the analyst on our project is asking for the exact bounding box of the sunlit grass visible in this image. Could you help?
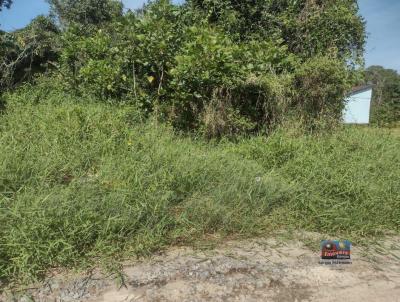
[0,95,399,283]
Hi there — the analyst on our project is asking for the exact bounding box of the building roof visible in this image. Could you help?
[348,85,373,96]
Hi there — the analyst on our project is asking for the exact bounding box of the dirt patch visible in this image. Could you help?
[2,235,400,302]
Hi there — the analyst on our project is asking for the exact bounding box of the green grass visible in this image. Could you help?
[0,91,399,283]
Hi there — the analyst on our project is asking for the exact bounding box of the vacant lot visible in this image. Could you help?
[1,97,399,284]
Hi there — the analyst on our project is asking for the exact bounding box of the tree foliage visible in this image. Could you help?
[1,0,369,135]
[188,0,366,64]
[365,66,400,126]
[0,0,12,11]
[46,0,123,27]
[0,16,59,90]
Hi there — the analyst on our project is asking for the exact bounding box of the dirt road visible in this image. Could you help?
[3,235,400,302]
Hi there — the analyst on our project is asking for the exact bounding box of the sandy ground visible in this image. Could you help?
[2,234,400,302]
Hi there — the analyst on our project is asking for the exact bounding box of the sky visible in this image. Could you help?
[0,0,399,72]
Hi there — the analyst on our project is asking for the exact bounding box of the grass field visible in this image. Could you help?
[389,127,400,137]
[0,91,399,283]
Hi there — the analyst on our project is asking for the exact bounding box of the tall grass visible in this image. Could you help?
[0,91,399,283]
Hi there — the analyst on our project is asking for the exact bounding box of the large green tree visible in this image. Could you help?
[188,0,366,63]
[365,66,400,125]
[1,16,59,90]
[46,0,123,27]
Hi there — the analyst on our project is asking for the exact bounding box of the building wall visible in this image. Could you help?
[343,89,373,124]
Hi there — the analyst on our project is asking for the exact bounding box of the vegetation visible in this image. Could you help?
[1,86,399,282]
[365,65,400,126]
[46,0,123,28]
[0,0,12,11]
[0,0,399,284]
[189,0,366,63]
[0,16,59,93]
[1,0,367,135]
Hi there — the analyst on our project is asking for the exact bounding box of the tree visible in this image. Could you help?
[188,0,366,64]
[0,16,59,89]
[1,0,367,135]
[46,0,123,27]
[365,66,400,125]
[0,0,12,11]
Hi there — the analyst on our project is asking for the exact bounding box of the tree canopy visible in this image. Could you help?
[365,66,400,125]
[188,0,365,63]
[0,0,377,134]
[0,0,12,11]
[46,0,123,27]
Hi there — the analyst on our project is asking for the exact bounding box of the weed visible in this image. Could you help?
[0,94,399,283]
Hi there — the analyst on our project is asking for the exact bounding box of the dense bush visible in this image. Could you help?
[57,17,353,135]
[1,0,368,135]
[188,0,365,63]
[292,55,351,126]
[0,16,59,90]
[365,66,400,126]
[47,0,123,28]
[58,1,184,105]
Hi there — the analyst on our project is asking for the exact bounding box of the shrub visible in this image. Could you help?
[291,55,351,128]
[365,66,400,126]
[47,0,123,28]
[188,0,366,63]
[167,26,242,130]
[52,1,360,136]
[0,16,59,90]
[58,1,184,105]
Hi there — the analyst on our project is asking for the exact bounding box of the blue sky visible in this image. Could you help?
[0,0,399,71]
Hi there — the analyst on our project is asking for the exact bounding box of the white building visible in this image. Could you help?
[343,85,373,124]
